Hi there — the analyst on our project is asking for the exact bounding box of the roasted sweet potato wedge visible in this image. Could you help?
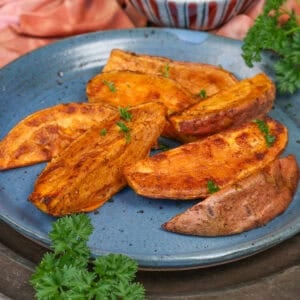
[169,73,275,141]
[0,103,119,170]
[124,117,288,200]
[86,70,197,115]
[29,102,166,216]
[103,49,238,96]
[163,155,299,236]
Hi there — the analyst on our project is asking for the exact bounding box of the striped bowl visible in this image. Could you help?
[130,0,256,31]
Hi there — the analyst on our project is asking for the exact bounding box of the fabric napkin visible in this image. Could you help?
[0,0,146,68]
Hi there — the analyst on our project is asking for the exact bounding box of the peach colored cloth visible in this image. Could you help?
[0,0,146,67]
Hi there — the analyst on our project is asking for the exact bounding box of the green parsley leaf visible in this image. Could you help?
[116,121,131,143]
[207,180,220,194]
[253,119,276,147]
[197,89,207,99]
[242,0,300,94]
[265,133,276,146]
[100,128,107,136]
[116,121,130,132]
[94,253,138,283]
[284,103,293,109]
[103,79,117,92]
[30,214,145,299]
[112,281,145,300]
[158,143,170,151]
[124,133,131,144]
[49,214,92,259]
[161,63,170,78]
[118,106,132,121]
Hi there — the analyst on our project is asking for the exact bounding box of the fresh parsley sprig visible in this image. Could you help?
[30,214,145,300]
[242,0,300,94]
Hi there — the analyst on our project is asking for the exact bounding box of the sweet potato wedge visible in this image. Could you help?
[124,117,288,200]
[169,73,275,140]
[103,49,238,96]
[29,102,166,216]
[163,155,299,236]
[0,103,119,170]
[86,70,197,115]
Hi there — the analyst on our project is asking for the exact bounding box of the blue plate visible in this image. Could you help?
[0,28,299,270]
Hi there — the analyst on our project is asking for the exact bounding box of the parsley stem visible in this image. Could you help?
[285,26,300,36]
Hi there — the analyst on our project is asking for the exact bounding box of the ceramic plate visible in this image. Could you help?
[0,28,299,270]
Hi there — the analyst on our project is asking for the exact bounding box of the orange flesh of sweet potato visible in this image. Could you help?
[0,103,119,170]
[29,102,166,216]
[124,117,288,200]
[169,73,275,139]
[86,70,197,115]
[163,155,299,236]
[102,49,238,96]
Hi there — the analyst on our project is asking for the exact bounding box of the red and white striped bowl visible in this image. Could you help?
[130,0,256,31]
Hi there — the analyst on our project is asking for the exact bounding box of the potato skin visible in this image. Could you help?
[124,117,288,200]
[0,103,119,170]
[169,73,275,140]
[163,155,299,236]
[103,49,238,97]
[29,102,166,216]
[86,70,197,115]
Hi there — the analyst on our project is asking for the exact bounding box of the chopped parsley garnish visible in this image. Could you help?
[124,132,131,144]
[118,106,132,121]
[161,63,170,78]
[100,128,107,136]
[253,119,276,147]
[158,143,170,151]
[103,79,117,93]
[30,214,145,299]
[197,89,207,99]
[242,0,300,94]
[284,103,293,109]
[207,180,220,194]
[116,121,130,133]
[116,121,131,143]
